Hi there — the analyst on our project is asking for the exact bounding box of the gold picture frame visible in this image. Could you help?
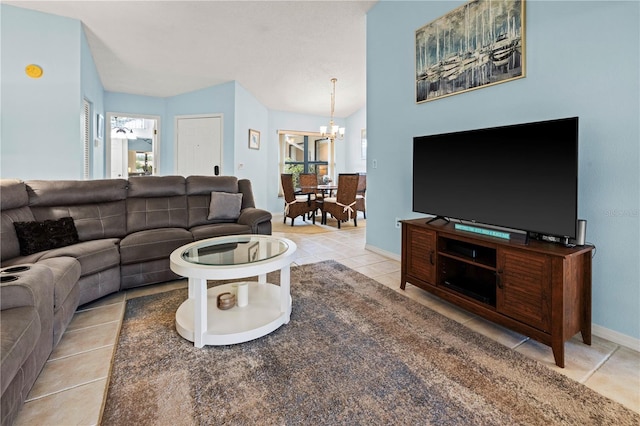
[249,129,260,150]
[416,0,526,103]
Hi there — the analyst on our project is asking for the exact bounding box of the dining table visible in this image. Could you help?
[317,184,338,197]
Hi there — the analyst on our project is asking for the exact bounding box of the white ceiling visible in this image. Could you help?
[7,0,377,118]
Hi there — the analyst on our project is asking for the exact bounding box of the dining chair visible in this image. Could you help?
[355,173,366,219]
[280,173,316,226]
[321,173,359,228]
[299,173,323,218]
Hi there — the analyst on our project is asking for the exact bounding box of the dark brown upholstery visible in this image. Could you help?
[280,174,316,226]
[355,173,366,219]
[322,173,359,229]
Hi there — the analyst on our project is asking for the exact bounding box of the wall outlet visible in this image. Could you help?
[395,217,401,229]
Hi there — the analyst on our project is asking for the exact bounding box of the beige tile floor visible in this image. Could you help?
[14,217,640,424]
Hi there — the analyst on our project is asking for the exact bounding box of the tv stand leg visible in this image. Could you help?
[552,340,565,368]
[426,216,449,225]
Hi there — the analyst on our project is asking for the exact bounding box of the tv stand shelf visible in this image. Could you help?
[401,218,593,368]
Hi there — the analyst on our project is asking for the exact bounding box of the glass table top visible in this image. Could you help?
[181,235,289,266]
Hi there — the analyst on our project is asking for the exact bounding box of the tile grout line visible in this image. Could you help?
[48,343,115,363]
[579,344,620,384]
[64,319,122,334]
[24,377,108,403]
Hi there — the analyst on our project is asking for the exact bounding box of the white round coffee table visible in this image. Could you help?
[169,235,297,347]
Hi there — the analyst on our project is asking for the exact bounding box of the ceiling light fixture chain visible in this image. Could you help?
[320,77,345,142]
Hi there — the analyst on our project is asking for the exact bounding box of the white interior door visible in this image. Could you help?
[108,137,128,178]
[176,115,222,176]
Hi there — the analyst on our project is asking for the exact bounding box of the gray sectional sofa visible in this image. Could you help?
[0,175,271,425]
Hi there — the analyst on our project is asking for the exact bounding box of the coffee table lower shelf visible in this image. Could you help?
[175,281,292,346]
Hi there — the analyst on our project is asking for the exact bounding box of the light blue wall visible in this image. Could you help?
[81,30,105,179]
[165,82,236,177]
[234,82,269,208]
[367,1,640,340]
[103,92,166,174]
[1,5,83,179]
[105,84,237,178]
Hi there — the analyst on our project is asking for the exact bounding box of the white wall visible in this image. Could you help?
[345,106,367,173]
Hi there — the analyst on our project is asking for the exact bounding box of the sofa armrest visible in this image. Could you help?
[1,265,53,312]
[1,282,38,311]
[237,208,272,234]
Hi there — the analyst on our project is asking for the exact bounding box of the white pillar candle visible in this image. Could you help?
[236,282,249,307]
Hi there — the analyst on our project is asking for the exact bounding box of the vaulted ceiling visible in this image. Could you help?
[8,0,377,118]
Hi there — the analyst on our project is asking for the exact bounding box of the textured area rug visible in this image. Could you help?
[272,216,364,234]
[103,261,638,425]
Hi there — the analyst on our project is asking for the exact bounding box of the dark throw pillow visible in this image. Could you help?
[13,221,51,256]
[13,217,79,256]
[45,217,79,249]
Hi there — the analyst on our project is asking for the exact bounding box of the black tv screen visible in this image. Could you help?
[413,117,578,238]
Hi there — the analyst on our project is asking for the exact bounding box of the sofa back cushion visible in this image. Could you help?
[238,179,257,210]
[1,180,35,261]
[126,176,188,233]
[186,176,245,227]
[26,179,128,241]
[1,179,29,210]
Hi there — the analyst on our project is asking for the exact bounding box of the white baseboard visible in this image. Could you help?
[364,244,400,262]
[592,324,640,352]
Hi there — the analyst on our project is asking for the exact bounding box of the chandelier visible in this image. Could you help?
[114,127,136,139]
[320,78,345,142]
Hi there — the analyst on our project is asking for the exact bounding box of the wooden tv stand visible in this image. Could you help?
[401,218,593,368]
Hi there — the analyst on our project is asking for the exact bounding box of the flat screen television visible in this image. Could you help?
[413,117,579,239]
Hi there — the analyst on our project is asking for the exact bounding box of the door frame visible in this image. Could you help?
[174,113,224,176]
[106,112,161,176]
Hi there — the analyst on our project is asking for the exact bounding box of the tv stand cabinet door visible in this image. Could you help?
[496,248,551,333]
[403,225,436,286]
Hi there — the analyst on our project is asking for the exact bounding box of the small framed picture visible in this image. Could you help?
[249,129,260,150]
[248,242,259,262]
[97,114,104,140]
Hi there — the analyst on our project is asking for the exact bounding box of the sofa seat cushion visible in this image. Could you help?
[4,240,120,278]
[120,228,193,265]
[0,306,41,396]
[190,223,252,241]
[35,257,81,310]
[35,239,120,278]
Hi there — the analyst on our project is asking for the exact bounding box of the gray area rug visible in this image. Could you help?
[103,260,639,425]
